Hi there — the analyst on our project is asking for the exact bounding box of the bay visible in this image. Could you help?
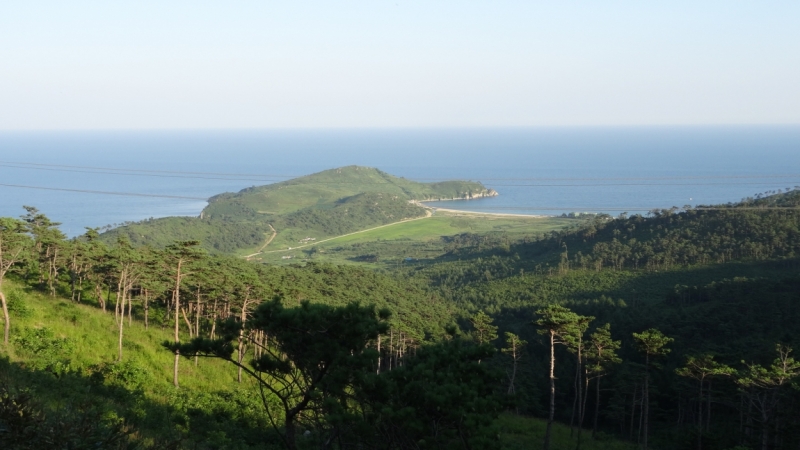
[1,126,799,237]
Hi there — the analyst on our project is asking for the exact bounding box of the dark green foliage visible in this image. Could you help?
[274,192,426,237]
[101,217,271,253]
[0,386,135,450]
[171,299,390,449]
[470,310,498,345]
[358,339,505,450]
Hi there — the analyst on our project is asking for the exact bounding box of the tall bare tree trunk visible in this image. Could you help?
[117,287,125,361]
[144,289,149,330]
[173,261,182,388]
[577,372,590,449]
[115,276,123,324]
[127,283,133,326]
[237,295,250,383]
[377,334,381,374]
[570,339,583,435]
[210,298,218,339]
[644,356,650,450]
[0,291,10,346]
[195,298,201,366]
[697,379,704,450]
[544,330,555,450]
[508,344,518,395]
[592,377,601,439]
[706,380,712,433]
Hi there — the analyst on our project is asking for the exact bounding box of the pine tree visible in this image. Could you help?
[470,310,498,345]
[162,240,205,388]
[676,354,734,450]
[585,323,621,440]
[633,328,673,450]
[502,332,527,396]
[535,304,581,450]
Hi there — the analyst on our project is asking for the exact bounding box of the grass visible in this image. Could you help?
[0,279,278,447]
[497,414,636,450]
[252,213,577,266]
[1,278,253,394]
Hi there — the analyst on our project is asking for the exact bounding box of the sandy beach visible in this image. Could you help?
[412,201,549,218]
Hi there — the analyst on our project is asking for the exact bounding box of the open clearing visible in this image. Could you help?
[253,211,578,266]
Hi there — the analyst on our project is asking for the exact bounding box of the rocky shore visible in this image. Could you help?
[417,188,499,202]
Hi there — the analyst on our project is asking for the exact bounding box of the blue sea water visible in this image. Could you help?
[1,127,799,237]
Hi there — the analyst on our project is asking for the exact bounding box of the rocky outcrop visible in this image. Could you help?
[418,189,499,202]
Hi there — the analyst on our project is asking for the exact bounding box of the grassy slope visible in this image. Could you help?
[0,279,271,447]
[1,280,237,391]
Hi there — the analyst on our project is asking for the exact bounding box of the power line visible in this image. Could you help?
[0,160,299,179]
[0,182,796,212]
[0,163,287,182]
[0,183,208,200]
[1,160,799,184]
[0,164,796,188]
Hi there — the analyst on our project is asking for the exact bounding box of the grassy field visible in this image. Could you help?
[250,212,578,266]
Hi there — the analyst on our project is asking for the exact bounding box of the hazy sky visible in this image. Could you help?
[1,1,798,129]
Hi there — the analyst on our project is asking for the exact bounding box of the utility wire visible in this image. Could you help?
[1,160,799,183]
[0,164,797,187]
[0,183,208,200]
[0,163,286,183]
[0,182,797,212]
[0,160,299,179]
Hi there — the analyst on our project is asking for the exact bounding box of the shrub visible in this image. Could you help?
[5,289,32,318]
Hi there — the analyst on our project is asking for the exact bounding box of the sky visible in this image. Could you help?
[1,1,798,130]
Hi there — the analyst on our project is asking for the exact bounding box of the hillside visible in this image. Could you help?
[204,165,497,218]
[388,188,800,449]
[0,276,639,450]
[102,166,498,254]
[4,188,800,449]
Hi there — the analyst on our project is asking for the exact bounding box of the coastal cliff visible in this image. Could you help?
[416,188,499,202]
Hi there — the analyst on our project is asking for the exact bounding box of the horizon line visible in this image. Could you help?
[1,123,800,133]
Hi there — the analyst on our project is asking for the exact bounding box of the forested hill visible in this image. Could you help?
[101,166,496,253]
[386,188,800,449]
[204,165,497,219]
[408,188,800,295]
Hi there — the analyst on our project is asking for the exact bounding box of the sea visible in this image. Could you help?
[1,126,799,237]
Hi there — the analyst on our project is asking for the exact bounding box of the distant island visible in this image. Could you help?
[103,166,498,254]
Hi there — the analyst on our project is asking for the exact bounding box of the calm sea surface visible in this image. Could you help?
[1,127,799,237]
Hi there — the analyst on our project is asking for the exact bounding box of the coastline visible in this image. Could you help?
[412,200,550,218]
[430,207,550,218]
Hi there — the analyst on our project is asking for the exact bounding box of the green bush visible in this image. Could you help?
[5,289,32,318]
[12,327,74,375]
[0,387,134,450]
[88,360,152,390]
